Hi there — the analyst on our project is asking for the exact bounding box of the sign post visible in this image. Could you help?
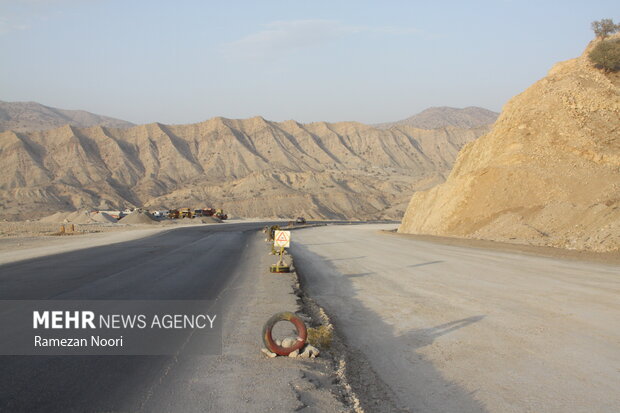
[270,231,291,273]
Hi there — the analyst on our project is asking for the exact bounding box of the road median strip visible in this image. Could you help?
[259,225,364,412]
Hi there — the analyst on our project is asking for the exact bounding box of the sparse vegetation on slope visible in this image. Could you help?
[589,38,620,71]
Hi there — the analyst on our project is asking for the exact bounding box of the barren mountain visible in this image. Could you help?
[375,106,498,129]
[0,116,489,221]
[399,37,620,252]
[0,101,134,132]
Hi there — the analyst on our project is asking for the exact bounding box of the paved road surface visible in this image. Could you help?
[291,224,620,413]
[0,222,345,412]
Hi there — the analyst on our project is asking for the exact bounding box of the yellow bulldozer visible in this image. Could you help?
[179,207,193,219]
[215,209,228,220]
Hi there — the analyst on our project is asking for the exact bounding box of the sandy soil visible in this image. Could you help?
[0,221,126,237]
[291,224,620,413]
[387,230,620,265]
[399,38,620,253]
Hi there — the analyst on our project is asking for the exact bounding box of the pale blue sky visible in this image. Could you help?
[0,0,617,124]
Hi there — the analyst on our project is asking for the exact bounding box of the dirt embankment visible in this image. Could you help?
[399,36,620,252]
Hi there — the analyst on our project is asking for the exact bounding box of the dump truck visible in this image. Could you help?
[167,209,180,219]
[179,208,193,219]
[202,208,215,217]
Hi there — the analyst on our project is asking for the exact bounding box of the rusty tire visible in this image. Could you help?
[262,311,307,356]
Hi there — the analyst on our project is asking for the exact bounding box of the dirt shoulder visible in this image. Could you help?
[384,230,620,265]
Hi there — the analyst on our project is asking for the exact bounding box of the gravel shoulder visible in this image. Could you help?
[291,224,620,413]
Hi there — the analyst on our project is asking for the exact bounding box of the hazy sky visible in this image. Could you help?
[1,0,618,124]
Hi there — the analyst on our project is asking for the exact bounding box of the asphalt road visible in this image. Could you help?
[0,222,278,412]
[291,224,620,413]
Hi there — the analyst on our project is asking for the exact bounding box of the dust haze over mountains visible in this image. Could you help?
[0,106,493,221]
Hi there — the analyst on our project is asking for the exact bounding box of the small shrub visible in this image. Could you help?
[307,325,333,348]
[589,39,620,72]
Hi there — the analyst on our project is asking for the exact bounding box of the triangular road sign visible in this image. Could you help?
[274,230,291,248]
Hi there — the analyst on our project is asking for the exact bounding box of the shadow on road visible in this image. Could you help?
[328,256,366,262]
[406,260,445,268]
[292,242,488,413]
[302,241,349,246]
[403,316,486,348]
[344,272,374,278]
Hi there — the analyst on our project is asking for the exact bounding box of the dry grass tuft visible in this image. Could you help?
[307,325,333,349]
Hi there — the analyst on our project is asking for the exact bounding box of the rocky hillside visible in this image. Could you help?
[0,117,489,221]
[399,38,620,252]
[375,106,498,129]
[0,101,134,132]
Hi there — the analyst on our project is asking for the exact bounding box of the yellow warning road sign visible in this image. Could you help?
[274,230,291,248]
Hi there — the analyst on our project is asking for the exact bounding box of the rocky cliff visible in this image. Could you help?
[399,38,620,252]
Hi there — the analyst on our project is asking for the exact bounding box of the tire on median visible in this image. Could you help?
[262,311,307,356]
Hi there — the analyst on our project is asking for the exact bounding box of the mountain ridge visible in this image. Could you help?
[0,100,135,133]
[375,106,499,129]
[0,116,491,220]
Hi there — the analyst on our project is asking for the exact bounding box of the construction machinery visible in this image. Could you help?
[164,207,224,219]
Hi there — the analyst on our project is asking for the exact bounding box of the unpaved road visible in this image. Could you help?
[291,224,620,413]
[0,222,346,412]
